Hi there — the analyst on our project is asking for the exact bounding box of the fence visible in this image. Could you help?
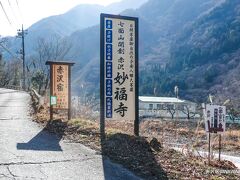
[0,85,22,91]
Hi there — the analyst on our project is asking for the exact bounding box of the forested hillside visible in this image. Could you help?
[137,0,240,109]
[1,0,240,109]
[68,0,235,106]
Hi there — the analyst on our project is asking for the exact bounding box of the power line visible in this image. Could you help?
[0,42,22,61]
[8,0,20,26]
[15,0,23,24]
[0,0,12,26]
[15,0,19,8]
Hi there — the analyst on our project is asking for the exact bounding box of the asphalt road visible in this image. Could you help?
[0,88,141,180]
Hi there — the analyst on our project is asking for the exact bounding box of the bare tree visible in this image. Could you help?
[225,99,240,121]
[0,54,9,86]
[0,37,22,88]
[166,104,176,119]
[181,104,197,120]
[29,35,72,94]
[0,53,21,87]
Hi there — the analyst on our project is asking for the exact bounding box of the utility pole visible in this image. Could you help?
[17,25,27,90]
[174,85,179,121]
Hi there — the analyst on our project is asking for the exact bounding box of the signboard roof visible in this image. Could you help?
[46,61,75,66]
[139,96,185,103]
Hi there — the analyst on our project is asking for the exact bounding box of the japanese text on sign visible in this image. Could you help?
[204,104,226,133]
[104,17,136,121]
[52,65,69,109]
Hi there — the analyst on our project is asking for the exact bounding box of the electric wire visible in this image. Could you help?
[0,0,12,26]
[8,0,20,27]
[0,43,22,61]
[0,0,23,64]
[15,0,23,24]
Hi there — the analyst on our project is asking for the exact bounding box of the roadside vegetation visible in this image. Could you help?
[31,93,240,180]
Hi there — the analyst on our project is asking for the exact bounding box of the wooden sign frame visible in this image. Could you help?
[100,13,139,139]
[46,61,75,120]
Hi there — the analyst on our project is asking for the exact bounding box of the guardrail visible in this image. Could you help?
[0,85,22,91]
[30,88,44,112]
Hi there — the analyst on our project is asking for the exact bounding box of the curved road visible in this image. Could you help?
[0,88,141,180]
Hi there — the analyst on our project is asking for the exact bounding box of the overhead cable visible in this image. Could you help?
[8,0,20,26]
[0,43,22,61]
[15,0,23,23]
[0,0,12,26]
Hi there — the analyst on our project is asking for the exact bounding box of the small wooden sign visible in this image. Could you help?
[52,64,69,109]
[46,61,75,120]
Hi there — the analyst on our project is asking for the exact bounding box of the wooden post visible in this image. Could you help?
[68,65,71,120]
[207,120,211,165]
[208,132,211,165]
[46,61,75,121]
[50,65,53,121]
[100,14,105,141]
[100,14,139,139]
[134,16,139,137]
[219,134,221,161]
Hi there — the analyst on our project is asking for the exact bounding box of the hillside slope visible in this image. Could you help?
[69,0,228,101]
[167,0,240,106]
[2,0,147,58]
[2,0,240,108]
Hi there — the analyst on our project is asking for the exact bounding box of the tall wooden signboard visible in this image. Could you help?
[100,13,139,139]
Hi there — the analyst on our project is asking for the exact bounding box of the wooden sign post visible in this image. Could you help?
[100,13,139,139]
[46,61,75,120]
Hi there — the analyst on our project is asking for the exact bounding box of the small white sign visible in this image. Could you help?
[50,96,57,105]
[204,104,226,133]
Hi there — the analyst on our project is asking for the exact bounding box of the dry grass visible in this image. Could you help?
[39,117,240,179]
[30,95,240,179]
[68,118,98,129]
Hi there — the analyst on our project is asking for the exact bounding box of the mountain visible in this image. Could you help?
[28,4,104,38]
[138,0,240,108]
[2,0,240,108]
[28,0,148,39]
[67,0,226,98]
[1,0,148,59]
[169,0,240,106]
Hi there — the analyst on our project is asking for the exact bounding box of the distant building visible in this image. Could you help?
[139,96,198,119]
[226,115,240,124]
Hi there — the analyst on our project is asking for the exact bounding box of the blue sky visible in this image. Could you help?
[0,0,120,36]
